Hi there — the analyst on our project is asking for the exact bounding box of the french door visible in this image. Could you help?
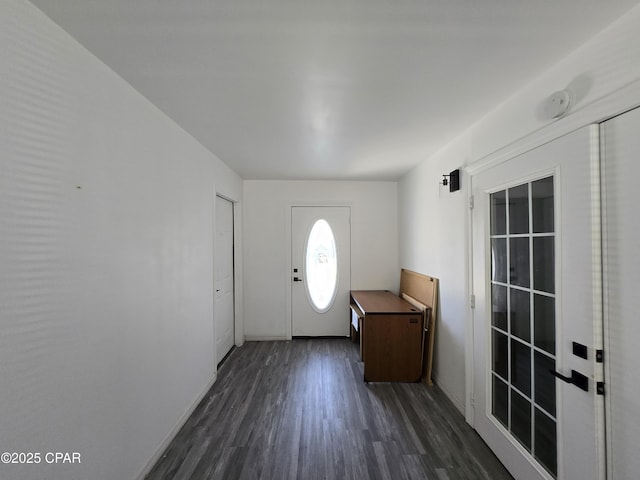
[602,107,640,479]
[471,126,604,479]
[291,206,350,337]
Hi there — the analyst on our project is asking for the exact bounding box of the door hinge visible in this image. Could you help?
[596,349,604,363]
[597,382,605,396]
[470,294,476,309]
[469,195,475,210]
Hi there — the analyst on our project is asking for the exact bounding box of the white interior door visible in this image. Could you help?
[602,107,640,479]
[215,196,234,363]
[471,126,604,479]
[291,206,350,337]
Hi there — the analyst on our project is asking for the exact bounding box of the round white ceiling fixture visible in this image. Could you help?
[545,89,573,119]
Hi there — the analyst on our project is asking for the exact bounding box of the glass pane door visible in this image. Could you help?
[489,176,557,477]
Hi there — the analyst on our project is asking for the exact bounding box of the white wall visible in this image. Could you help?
[243,180,399,339]
[399,159,469,411]
[399,5,640,413]
[0,2,242,480]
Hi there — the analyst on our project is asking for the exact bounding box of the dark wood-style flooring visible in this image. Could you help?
[145,339,513,480]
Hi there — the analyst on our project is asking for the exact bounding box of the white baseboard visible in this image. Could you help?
[134,373,217,480]
[432,374,466,415]
[244,335,289,341]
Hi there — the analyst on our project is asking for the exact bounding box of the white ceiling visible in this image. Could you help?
[31,0,640,180]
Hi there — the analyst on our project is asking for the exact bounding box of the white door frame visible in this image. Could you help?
[285,201,352,340]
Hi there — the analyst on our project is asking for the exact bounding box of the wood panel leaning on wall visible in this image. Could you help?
[399,269,439,385]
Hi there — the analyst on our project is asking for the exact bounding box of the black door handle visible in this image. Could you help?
[293,277,303,282]
[550,370,573,383]
[550,369,589,392]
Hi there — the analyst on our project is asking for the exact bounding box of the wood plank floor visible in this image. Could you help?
[145,339,513,480]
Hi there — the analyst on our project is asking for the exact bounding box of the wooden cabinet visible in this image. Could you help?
[350,290,424,382]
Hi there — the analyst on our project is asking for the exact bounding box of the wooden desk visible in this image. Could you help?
[350,290,424,382]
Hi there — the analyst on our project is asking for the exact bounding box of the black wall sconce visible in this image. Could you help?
[441,169,460,192]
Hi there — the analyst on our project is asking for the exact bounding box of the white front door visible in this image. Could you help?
[602,107,640,479]
[215,196,234,363]
[471,126,604,479]
[291,206,350,337]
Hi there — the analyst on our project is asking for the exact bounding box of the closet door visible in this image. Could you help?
[215,196,235,363]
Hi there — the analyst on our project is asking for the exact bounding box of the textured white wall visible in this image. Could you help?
[243,180,399,339]
[0,2,242,479]
[399,4,640,413]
